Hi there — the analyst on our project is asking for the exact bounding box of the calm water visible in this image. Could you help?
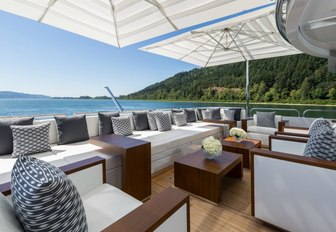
[0,99,335,118]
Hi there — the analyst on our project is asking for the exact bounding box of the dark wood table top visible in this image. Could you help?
[90,134,149,149]
[222,137,261,150]
[175,150,242,175]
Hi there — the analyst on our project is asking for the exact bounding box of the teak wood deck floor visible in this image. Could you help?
[152,168,280,232]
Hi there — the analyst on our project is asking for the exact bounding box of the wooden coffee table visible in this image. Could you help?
[221,137,261,169]
[174,150,243,204]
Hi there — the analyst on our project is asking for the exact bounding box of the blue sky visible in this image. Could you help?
[0,3,274,97]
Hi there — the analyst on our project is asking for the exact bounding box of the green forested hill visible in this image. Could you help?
[121,54,336,104]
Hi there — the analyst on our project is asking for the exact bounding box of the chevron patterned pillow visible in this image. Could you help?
[11,123,51,158]
[111,116,133,136]
[11,155,88,232]
[223,109,235,121]
[304,128,336,161]
[147,111,163,131]
[155,114,172,132]
[173,113,187,127]
[256,111,276,128]
[308,118,333,136]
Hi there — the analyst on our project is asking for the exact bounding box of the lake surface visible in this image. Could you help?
[0,99,335,118]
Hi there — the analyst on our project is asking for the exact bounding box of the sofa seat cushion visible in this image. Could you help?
[248,126,277,135]
[0,193,24,232]
[54,141,121,170]
[83,184,142,232]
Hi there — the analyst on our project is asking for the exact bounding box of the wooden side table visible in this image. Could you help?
[221,137,261,169]
[174,150,243,204]
[90,134,151,201]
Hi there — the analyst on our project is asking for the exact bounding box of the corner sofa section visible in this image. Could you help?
[0,114,225,189]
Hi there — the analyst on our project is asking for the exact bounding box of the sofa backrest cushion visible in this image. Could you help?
[111,116,133,136]
[256,112,276,128]
[304,128,336,161]
[11,155,88,231]
[55,115,89,145]
[11,122,51,158]
[132,111,150,131]
[209,108,221,120]
[183,109,197,122]
[0,193,24,232]
[0,117,34,156]
[155,113,172,132]
[98,111,120,135]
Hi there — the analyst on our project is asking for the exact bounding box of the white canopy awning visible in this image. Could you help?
[0,0,274,47]
[141,6,301,66]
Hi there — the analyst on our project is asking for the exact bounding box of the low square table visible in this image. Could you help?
[221,137,261,169]
[174,150,243,204]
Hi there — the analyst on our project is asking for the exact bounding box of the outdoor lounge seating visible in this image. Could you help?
[250,125,336,232]
[0,156,190,232]
[241,113,286,147]
[0,112,226,189]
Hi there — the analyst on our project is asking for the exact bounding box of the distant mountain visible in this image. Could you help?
[0,91,50,99]
[120,54,336,104]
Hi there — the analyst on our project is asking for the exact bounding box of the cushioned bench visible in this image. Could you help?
[0,114,225,189]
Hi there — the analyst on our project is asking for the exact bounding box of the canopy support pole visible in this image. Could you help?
[245,60,249,118]
[105,87,124,112]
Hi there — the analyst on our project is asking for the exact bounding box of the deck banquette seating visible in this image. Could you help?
[0,110,226,189]
[0,156,190,232]
[250,119,336,232]
[241,111,287,147]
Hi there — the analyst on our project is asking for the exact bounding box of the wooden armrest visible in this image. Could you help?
[250,148,336,171]
[241,118,253,131]
[284,126,309,131]
[102,187,190,232]
[269,134,309,144]
[277,120,289,132]
[0,156,105,196]
[274,131,310,137]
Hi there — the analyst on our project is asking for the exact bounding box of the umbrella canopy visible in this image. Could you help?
[0,0,274,48]
[140,7,301,66]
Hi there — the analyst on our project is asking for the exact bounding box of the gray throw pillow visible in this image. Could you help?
[304,129,336,161]
[11,123,51,158]
[171,109,183,124]
[256,111,276,128]
[155,114,172,132]
[55,115,89,145]
[223,109,235,121]
[98,111,120,135]
[229,108,242,121]
[209,108,221,119]
[196,108,206,120]
[147,111,163,131]
[111,117,133,136]
[308,118,332,136]
[183,109,197,122]
[173,113,187,127]
[132,111,149,131]
[11,155,88,232]
[0,117,34,156]
[201,110,211,119]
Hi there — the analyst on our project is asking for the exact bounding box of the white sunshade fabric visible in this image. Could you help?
[141,6,301,67]
[0,0,274,47]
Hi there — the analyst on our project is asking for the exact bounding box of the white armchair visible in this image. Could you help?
[0,157,190,232]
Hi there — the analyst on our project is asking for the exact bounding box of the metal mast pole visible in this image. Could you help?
[105,86,124,112]
[245,60,249,118]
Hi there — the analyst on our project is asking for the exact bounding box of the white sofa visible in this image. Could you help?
[242,114,284,147]
[251,136,336,232]
[0,114,225,189]
[0,156,190,232]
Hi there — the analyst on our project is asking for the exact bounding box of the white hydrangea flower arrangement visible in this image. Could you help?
[202,136,222,159]
[229,127,247,141]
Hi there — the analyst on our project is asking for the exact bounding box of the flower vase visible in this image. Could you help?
[234,136,243,142]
